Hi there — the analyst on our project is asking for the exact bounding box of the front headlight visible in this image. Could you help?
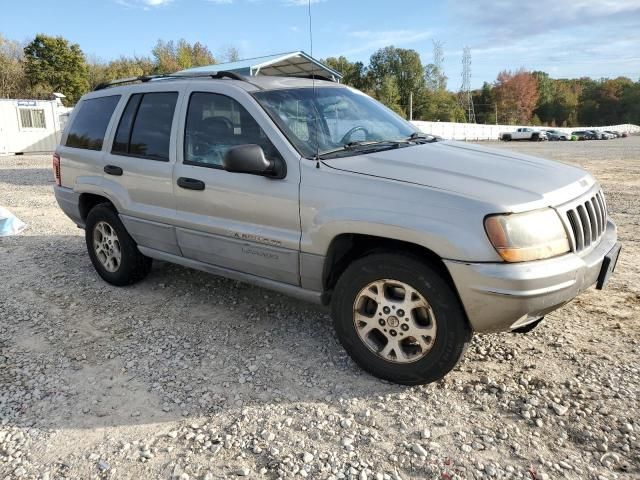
[484,208,570,262]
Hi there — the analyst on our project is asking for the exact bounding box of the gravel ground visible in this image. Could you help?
[1,137,639,480]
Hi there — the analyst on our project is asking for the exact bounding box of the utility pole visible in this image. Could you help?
[409,91,413,121]
[495,103,498,125]
[459,46,476,123]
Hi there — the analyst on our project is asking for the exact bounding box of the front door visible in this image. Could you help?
[172,85,301,285]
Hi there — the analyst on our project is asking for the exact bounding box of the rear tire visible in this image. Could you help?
[85,203,152,286]
[331,252,472,385]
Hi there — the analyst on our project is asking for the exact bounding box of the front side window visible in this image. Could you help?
[253,87,417,158]
[184,92,282,168]
[66,95,121,150]
[19,109,46,129]
[112,92,178,161]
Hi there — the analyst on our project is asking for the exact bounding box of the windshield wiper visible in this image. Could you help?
[317,140,410,159]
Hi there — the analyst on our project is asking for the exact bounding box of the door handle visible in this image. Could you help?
[177,177,205,191]
[104,165,123,176]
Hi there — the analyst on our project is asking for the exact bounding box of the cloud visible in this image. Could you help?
[337,30,431,56]
[282,0,324,6]
[114,0,174,9]
[451,0,640,42]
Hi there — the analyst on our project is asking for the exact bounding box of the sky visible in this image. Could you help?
[2,0,640,89]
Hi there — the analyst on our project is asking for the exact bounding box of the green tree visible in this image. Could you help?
[219,46,241,63]
[620,81,640,124]
[106,56,154,80]
[368,46,426,118]
[323,56,369,90]
[578,77,634,126]
[532,71,556,124]
[551,79,582,127]
[473,82,496,124]
[152,39,215,73]
[24,34,89,104]
[0,35,26,98]
[424,63,447,93]
[375,75,403,115]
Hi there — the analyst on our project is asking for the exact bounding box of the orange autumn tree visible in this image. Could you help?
[494,69,539,125]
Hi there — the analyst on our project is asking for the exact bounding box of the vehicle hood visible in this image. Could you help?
[321,141,595,210]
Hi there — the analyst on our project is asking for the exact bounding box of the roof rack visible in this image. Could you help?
[93,71,253,91]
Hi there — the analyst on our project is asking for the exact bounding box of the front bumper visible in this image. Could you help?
[445,220,619,333]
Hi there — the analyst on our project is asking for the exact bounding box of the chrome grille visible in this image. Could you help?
[563,190,607,252]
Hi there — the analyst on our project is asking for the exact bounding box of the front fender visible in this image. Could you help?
[304,207,502,262]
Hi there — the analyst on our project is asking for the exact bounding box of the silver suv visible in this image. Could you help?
[53,73,621,385]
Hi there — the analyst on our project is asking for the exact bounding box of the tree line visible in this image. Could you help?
[1,33,639,127]
[0,34,229,104]
[324,50,640,127]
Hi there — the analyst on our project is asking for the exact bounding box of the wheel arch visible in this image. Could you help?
[322,233,459,301]
[79,192,115,221]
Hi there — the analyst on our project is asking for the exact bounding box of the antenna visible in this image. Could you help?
[459,46,476,123]
[308,0,320,168]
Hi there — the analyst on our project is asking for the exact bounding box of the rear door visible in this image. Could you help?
[172,84,302,285]
[102,85,184,255]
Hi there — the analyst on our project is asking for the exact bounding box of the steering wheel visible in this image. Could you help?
[340,126,369,144]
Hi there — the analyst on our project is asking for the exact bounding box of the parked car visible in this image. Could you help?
[604,130,621,138]
[53,73,621,385]
[572,130,595,140]
[543,129,571,141]
[600,131,616,140]
[587,130,606,140]
[500,127,546,141]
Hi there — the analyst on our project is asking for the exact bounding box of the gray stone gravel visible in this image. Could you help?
[1,138,639,479]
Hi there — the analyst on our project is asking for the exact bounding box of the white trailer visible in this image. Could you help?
[0,98,72,155]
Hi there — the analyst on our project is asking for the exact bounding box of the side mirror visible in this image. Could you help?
[222,144,283,178]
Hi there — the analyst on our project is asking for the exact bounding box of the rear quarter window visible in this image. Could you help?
[65,95,121,151]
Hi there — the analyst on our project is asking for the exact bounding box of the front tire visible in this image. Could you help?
[85,203,152,286]
[331,253,472,385]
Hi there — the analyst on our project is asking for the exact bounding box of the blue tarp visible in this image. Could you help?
[0,207,26,236]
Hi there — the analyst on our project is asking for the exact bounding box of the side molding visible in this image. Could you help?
[138,246,324,306]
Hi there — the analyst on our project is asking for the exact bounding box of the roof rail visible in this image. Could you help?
[93,75,160,91]
[93,71,254,91]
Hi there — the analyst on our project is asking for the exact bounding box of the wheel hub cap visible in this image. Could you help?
[353,279,437,364]
[93,221,121,273]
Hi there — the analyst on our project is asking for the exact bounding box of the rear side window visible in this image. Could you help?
[184,92,282,168]
[65,95,120,150]
[112,92,178,161]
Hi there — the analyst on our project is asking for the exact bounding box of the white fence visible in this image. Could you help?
[411,121,640,141]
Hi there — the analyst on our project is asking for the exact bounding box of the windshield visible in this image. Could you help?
[253,86,419,158]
